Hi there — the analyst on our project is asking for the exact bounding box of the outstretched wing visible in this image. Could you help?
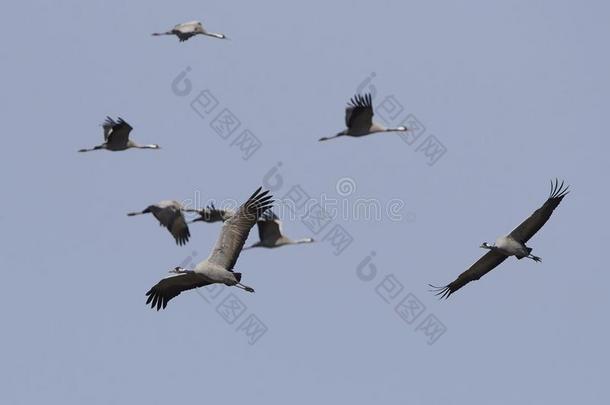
[429,250,508,299]
[509,179,569,244]
[197,203,234,223]
[207,187,274,270]
[152,205,190,246]
[345,93,373,131]
[102,116,117,140]
[257,211,282,242]
[145,273,212,310]
[104,116,132,146]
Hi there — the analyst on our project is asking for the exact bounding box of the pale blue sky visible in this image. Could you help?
[1,1,609,404]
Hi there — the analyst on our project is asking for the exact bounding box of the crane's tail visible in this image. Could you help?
[233,272,242,282]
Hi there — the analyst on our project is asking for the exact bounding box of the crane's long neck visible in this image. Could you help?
[152,31,172,36]
[319,131,346,142]
[384,126,408,133]
[133,143,160,149]
[127,207,152,216]
[243,242,262,250]
[202,32,227,39]
[78,144,105,152]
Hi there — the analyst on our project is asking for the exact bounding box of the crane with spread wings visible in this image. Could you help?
[430,179,569,299]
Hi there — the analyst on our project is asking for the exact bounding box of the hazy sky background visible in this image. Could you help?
[1,1,608,404]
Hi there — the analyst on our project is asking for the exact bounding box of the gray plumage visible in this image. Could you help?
[152,21,227,42]
[127,200,190,246]
[244,211,314,249]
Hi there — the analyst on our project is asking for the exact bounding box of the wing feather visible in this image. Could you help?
[509,179,569,244]
[105,116,132,147]
[152,204,190,245]
[194,203,234,223]
[102,116,117,140]
[207,187,274,270]
[257,211,282,242]
[430,250,508,299]
[345,93,373,131]
[145,273,212,310]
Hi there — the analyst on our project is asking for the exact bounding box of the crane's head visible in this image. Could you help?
[170,266,188,274]
[127,206,153,216]
[480,242,493,249]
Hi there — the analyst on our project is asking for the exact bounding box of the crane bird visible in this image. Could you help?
[429,179,569,299]
[244,211,314,249]
[186,203,235,224]
[127,201,191,246]
[152,21,227,42]
[319,93,409,141]
[78,117,160,152]
[145,187,274,310]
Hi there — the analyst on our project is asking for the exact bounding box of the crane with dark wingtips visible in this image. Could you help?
[145,187,274,310]
[430,179,570,299]
[319,93,409,141]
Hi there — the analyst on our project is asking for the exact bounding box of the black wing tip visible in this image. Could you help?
[250,187,274,204]
[145,288,169,310]
[173,221,191,245]
[428,284,453,300]
[349,93,372,108]
[242,187,274,220]
[103,116,131,129]
[549,178,570,201]
[247,186,267,202]
[176,236,190,246]
[252,185,263,194]
[260,209,278,221]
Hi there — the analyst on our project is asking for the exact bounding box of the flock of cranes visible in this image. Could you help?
[79,19,570,310]
[146,188,272,310]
